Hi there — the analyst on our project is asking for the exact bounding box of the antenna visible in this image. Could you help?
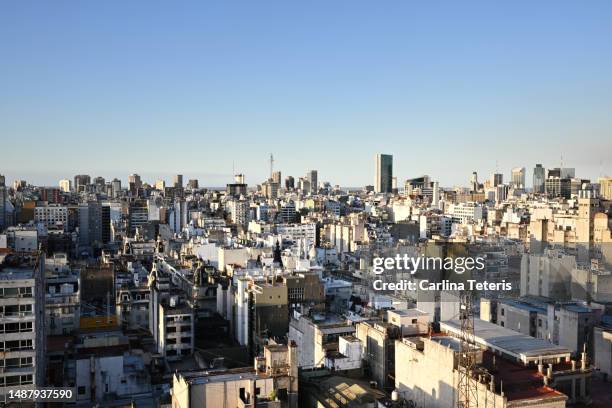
[457,291,478,408]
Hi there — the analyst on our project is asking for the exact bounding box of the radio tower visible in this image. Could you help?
[457,290,478,408]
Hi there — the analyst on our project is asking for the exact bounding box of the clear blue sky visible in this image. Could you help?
[1,1,611,187]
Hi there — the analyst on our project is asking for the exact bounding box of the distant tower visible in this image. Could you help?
[432,181,440,207]
[173,174,183,189]
[306,170,318,194]
[470,172,479,193]
[533,164,545,194]
[270,154,274,179]
[375,154,393,193]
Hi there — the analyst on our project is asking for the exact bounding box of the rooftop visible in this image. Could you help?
[441,319,571,363]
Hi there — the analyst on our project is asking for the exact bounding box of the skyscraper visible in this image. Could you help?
[0,175,6,230]
[173,174,183,189]
[285,176,295,191]
[490,173,503,187]
[272,171,282,185]
[59,179,71,193]
[74,174,91,193]
[375,154,393,193]
[111,178,122,198]
[533,164,545,193]
[306,170,318,194]
[511,167,526,189]
[128,174,142,195]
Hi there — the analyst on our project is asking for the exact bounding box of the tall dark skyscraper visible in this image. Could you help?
[307,170,318,194]
[375,154,393,193]
[0,175,6,230]
[74,174,91,193]
[533,164,545,193]
[285,176,295,190]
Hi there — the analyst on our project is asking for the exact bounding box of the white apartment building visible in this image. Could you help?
[45,253,80,335]
[276,223,317,244]
[34,204,68,230]
[446,202,484,224]
[0,252,46,404]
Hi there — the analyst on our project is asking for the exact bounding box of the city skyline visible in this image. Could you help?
[1,158,608,190]
[2,1,612,186]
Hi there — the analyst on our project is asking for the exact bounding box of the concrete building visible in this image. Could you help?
[74,333,152,404]
[288,313,355,369]
[157,295,195,360]
[324,335,362,373]
[593,326,612,381]
[511,166,526,189]
[34,204,68,230]
[440,318,592,405]
[0,251,46,404]
[45,253,80,335]
[446,202,484,224]
[172,342,298,408]
[233,276,289,357]
[355,320,401,390]
[395,334,570,408]
[520,250,576,300]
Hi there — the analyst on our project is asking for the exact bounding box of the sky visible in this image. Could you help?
[1,1,611,188]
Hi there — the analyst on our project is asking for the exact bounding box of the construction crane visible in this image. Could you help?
[457,290,478,408]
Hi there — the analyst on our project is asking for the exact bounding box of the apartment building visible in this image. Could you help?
[0,251,46,403]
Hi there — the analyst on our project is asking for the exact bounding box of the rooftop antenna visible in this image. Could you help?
[457,290,478,408]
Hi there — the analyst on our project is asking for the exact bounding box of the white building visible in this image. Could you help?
[34,204,68,230]
[446,202,484,224]
[0,252,46,404]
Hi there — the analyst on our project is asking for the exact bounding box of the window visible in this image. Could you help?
[78,386,86,395]
[501,308,505,316]
[412,319,418,324]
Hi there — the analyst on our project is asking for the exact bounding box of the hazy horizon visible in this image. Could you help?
[2,1,611,186]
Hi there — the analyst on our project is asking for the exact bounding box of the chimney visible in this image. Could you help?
[547,363,553,378]
[537,359,544,374]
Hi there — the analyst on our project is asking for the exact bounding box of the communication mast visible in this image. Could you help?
[457,290,478,407]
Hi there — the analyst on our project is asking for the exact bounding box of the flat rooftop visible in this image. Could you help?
[441,319,571,363]
[388,308,428,317]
